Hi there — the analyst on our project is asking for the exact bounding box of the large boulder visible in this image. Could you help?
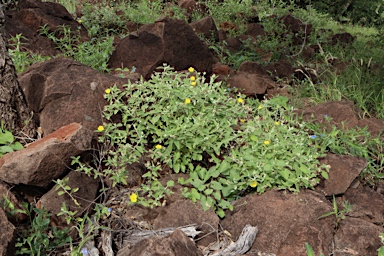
[108,17,215,79]
[0,123,93,188]
[221,190,334,256]
[18,57,127,135]
[5,0,88,56]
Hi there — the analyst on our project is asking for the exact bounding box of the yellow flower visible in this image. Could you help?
[264,140,271,146]
[237,98,244,103]
[250,180,258,188]
[130,193,138,203]
[275,121,280,125]
[155,144,162,149]
[190,76,196,81]
[97,125,105,132]
[185,98,191,104]
[258,105,262,110]
[191,82,196,86]
[78,19,82,23]
[105,88,111,94]
[240,119,246,123]
[188,67,195,73]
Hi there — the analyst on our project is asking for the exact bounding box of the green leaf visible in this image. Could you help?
[0,146,13,154]
[250,135,258,141]
[279,169,290,180]
[216,208,225,218]
[11,142,23,151]
[321,171,329,179]
[57,191,65,196]
[166,180,174,187]
[190,188,201,201]
[378,246,384,256]
[0,130,14,144]
[204,189,213,195]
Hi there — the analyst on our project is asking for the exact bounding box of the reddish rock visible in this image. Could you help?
[221,190,334,256]
[300,101,359,131]
[19,57,127,135]
[279,14,312,36]
[357,118,384,137]
[108,17,214,79]
[38,171,99,218]
[239,61,268,76]
[334,217,383,256]
[227,71,275,96]
[190,16,219,42]
[223,37,243,53]
[343,186,384,225]
[0,208,15,256]
[117,229,202,256]
[4,0,88,57]
[0,123,93,188]
[246,23,265,38]
[152,199,219,247]
[316,154,367,196]
[264,59,293,81]
[178,0,207,14]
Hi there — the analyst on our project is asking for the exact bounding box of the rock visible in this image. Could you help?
[117,229,202,256]
[5,10,60,57]
[329,32,355,46]
[38,171,99,219]
[357,118,384,137]
[0,207,15,256]
[264,59,293,81]
[239,61,268,75]
[18,57,127,135]
[227,71,275,97]
[178,0,207,14]
[246,23,265,38]
[300,101,359,131]
[190,16,219,42]
[222,37,243,53]
[108,17,214,79]
[5,0,88,57]
[0,123,93,188]
[334,217,384,256]
[152,199,219,246]
[0,181,27,224]
[316,154,367,196]
[343,186,384,225]
[279,14,312,36]
[221,190,334,256]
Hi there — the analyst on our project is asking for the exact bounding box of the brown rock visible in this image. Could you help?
[190,16,219,42]
[300,101,359,131]
[117,229,202,256]
[221,190,334,256]
[329,32,355,46]
[0,123,93,187]
[227,71,275,96]
[0,181,27,224]
[316,154,367,196]
[357,118,384,137]
[279,14,312,36]
[343,186,384,225]
[223,37,243,53]
[0,207,15,256]
[38,171,99,218]
[19,57,127,135]
[246,23,265,38]
[178,0,207,14]
[108,17,214,79]
[334,217,383,256]
[264,59,293,81]
[152,199,219,246]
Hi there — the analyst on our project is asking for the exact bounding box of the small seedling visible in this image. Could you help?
[318,195,352,228]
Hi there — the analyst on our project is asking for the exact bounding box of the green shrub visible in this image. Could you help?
[86,65,329,217]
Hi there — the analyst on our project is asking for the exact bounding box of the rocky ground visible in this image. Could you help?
[0,0,383,255]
